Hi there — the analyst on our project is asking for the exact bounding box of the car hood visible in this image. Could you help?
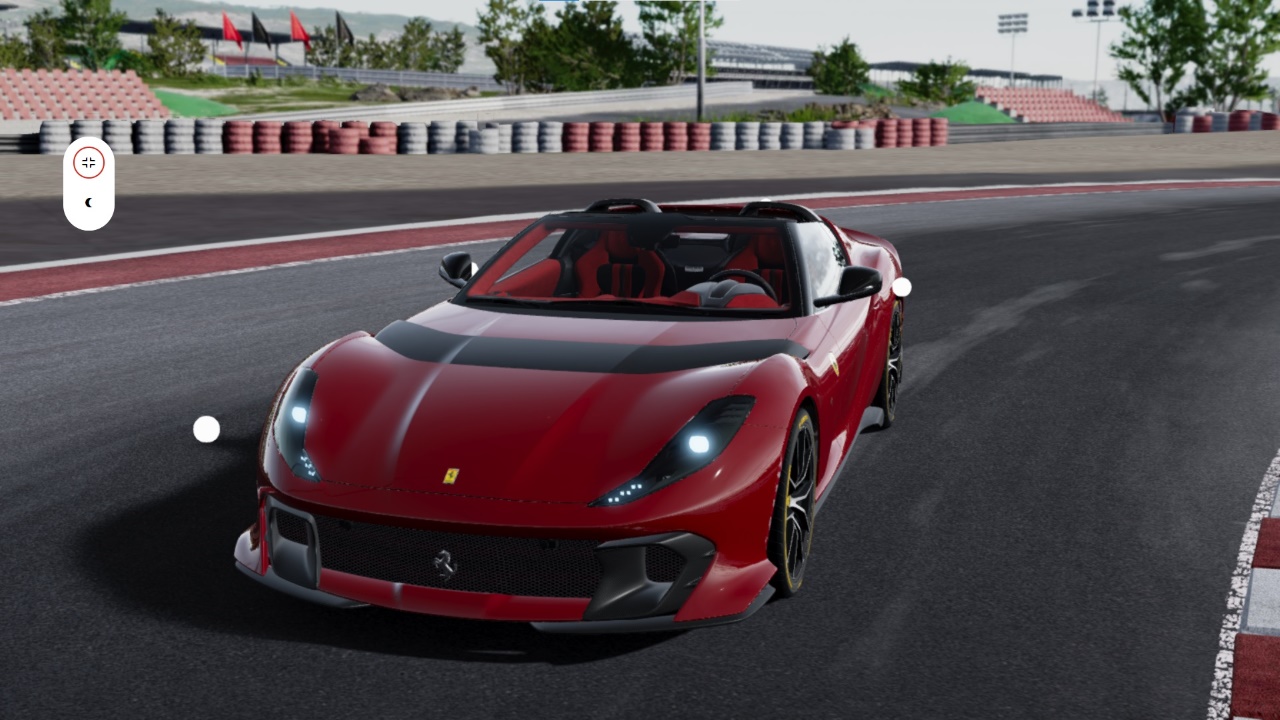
[300,304,803,504]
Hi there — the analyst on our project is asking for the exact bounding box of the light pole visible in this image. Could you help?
[696,0,706,122]
[997,14,1028,88]
[1072,0,1118,104]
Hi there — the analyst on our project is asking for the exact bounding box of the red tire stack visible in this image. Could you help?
[589,122,615,152]
[1228,110,1253,131]
[686,122,711,151]
[614,122,642,152]
[896,118,913,148]
[930,117,949,146]
[223,120,254,154]
[312,120,339,153]
[640,122,665,151]
[831,120,855,129]
[328,128,360,154]
[563,122,590,153]
[1192,115,1213,133]
[283,121,313,154]
[1262,113,1280,131]
[341,120,370,139]
[876,119,898,148]
[664,122,688,151]
[912,118,932,147]
[362,121,397,155]
[253,121,283,154]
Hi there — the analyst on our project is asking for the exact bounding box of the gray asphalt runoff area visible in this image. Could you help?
[2,186,1280,718]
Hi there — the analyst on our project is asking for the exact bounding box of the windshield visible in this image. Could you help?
[463,215,797,316]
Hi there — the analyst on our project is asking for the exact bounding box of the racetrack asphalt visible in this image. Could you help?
[2,186,1280,719]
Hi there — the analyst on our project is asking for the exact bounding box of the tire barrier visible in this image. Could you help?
[803,121,826,150]
[359,135,396,155]
[641,122,665,152]
[398,122,427,155]
[455,120,478,153]
[327,127,360,155]
[759,122,782,150]
[563,122,589,153]
[589,122,615,152]
[283,121,313,154]
[912,118,931,147]
[312,120,340,154]
[1229,110,1252,132]
[930,117,949,146]
[72,119,103,142]
[38,120,71,155]
[876,120,897,149]
[253,120,283,155]
[1249,112,1264,132]
[163,119,195,155]
[687,122,711,151]
[1174,111,1196,134]
[483,122,512,153]
[855,127,876,150]
[663,122,688,151]
[538,121,564,153]
[1264,113,1280,131]
[823,127,857,150]
[1192,115,1213,133]
[779,122,804,150]
[221,120,252,154]
[1210,112,1229,133]
[370,121,398,138]
[896,118,913,148]
[512,121,540,153]
[428,121,455,154]
[710,122,736,151]
[103,119,134,155]
[195,118,224,154]
[615,122,642,152]
[469,127,500,154]
[735,121,760,151]
[134,119,166,155]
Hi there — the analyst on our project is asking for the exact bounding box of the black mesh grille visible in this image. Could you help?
[312,515,602,598]
[274,510,309,545]
[645,544,686,583]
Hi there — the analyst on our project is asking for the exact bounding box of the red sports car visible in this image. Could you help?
[234,198,907,632]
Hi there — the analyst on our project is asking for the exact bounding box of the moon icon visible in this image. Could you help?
[85,198,92,208]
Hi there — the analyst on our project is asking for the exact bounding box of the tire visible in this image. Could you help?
[768,407,819,598]
[873,299,904,428]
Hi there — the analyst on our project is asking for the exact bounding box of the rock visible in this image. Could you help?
[350,83,400,102]
[463,86,481,98]
[397,86,463,102]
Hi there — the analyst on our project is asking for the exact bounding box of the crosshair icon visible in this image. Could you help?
[72,147,105,179]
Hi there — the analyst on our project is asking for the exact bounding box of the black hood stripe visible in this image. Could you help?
[374,320,808,374]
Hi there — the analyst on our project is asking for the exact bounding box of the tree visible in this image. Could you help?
[146,9,205,77]
[307,25,359,68]
[476,0,546,93]
[0,34,30,68]
[356,33,395,69]
[58,0,126,70]
[428,25,466,73]
[527,1,640,91]
[1188,0,1280,111]
[1110,0,1205,116]
[1090,87,1110,108]
[392,18,466,73]
[24,9,66,69]
[808,37,869,97]
[897,58,976,105]
[636,1,723,86]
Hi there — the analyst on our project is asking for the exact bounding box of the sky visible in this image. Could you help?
[231,0,1280,84]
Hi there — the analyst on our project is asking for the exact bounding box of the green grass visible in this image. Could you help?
[152,89,239,118]
[147,74,248,90]
[930,100,1015,124]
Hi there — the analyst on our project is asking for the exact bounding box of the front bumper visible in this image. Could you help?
[235,494,772,632]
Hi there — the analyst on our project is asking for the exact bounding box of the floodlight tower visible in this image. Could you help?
[997,14,1029,88]
[697,0,706,122]
[1072,0,1119,102]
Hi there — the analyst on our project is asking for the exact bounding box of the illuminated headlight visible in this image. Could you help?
[592,396,755,507]
[273,368,321,481]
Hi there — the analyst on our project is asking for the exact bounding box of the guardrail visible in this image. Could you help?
[209,64,505,93]
[227,81,757,122]
[948,121,1170,144]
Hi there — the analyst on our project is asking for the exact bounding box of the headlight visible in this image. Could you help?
[273,367,320,481]
[591,395,755,507]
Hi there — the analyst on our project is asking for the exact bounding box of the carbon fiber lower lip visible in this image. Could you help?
[532,585,774,634]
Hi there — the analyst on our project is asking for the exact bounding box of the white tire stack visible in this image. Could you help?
[758,122,782,150]
[398,122,427,154]
[735,121,760,150]
[165,118,196,155]
[39,120,71,155]
[1250,112,1264,131]
[484,122,512,153]
[468,127,500,154]
[133,119,165,155]
[512,122,539,153]
[780,122,805,149]
[710,122,736,151]
[195,118,224,154]
[102,119,134,155]
[538,121,563,153]
[428,121,455,154]
[1210,112,1229,132]
[855,127,876,150]
[824,128,857,150]
[1173,111,1195,134]
[455,120,479,153]
[802,121,826,149]
[72,119,103,141]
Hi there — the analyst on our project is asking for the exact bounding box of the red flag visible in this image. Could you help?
[222,12,243,50]
[289,11,311,51]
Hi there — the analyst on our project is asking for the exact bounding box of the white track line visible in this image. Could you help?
[1207,447,1280,720]
[2,178,1275,275]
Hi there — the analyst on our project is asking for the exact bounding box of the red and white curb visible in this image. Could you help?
[1,178,1277,308]
[1220,449,1280,720]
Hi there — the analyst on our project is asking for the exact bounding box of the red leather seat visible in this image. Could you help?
[724,235,790,305]
[574,230,667,298]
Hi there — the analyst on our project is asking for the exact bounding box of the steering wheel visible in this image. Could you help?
[707,269,779,302]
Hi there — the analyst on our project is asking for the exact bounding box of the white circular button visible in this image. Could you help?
[193,416,221,443]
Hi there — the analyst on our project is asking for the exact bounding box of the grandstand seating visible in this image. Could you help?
[975,86,1129,123]
[0,68,169,121]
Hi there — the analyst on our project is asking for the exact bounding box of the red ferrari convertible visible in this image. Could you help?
[234,198,907,632]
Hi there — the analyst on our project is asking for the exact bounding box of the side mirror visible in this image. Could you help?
[439,252,477,288]
[813,266,882,307]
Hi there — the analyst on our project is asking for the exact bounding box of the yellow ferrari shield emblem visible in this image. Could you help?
[443,468,459,485]
[828,352,840,376]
